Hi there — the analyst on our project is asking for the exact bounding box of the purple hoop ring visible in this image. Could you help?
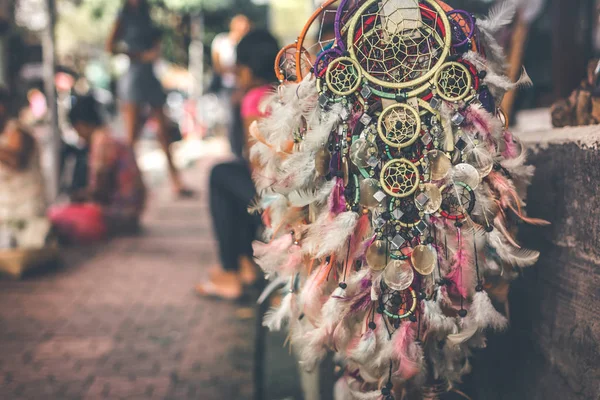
[446,9,475,48]
[314,48,344,78]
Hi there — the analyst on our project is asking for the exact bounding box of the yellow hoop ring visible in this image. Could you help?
[325,57,363,96]
[377,103,422,149]
[380,158,420,198]
[433,62,473,102]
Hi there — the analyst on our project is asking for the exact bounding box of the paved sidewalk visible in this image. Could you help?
[0,151,301,400]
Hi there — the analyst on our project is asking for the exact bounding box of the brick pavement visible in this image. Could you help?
[0,154,302,400]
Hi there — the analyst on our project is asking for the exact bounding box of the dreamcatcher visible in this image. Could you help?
[254,1,545,398]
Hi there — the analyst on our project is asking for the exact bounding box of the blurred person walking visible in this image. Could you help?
[211,15,251,95]
[106,0,192,197]
[196,30,279,300]
[49,96,146,243]
[211,14,251,157]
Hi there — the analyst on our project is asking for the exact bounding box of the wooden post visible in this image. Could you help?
[500,12,529,123]
[42,0,60,199]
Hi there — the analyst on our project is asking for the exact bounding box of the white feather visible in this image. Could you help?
[469,291,509,331]
[276,150,319,193]
[288,180,336,207]
[487,229,540,267]
[303,103,343,151]
[477,0,516,33]
[304,211,359,258]
[424,296,458,336]
[263,292,296,331]
[297,326,329,371]
[349,389,382,400]
[446,325,478,347]
[334,377,352,400]
[484,67,533,93]
[349,330,377,364]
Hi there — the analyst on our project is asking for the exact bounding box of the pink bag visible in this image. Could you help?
[48,203,107,244]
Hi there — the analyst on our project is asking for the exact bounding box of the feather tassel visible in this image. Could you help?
[487,229,540,268]
[304,211,360,258]
[263,291,297,331]
[349,329,378,364]
[424,289,459,336]
[329,177,348,215]
[477,0,516,33]
[393,322,421,380]
[469,291,509,331]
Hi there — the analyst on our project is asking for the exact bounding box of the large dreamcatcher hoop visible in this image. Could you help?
[378,103,422,148]
[440,182,475,220]
[325,56,363,96]
[347,0,452,91]
[380,158,420,198]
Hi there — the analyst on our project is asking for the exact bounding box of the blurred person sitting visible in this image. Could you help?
[49,96,146,243]
[0,89,51,252]
[196,30,279,300]
[107,0,192,198]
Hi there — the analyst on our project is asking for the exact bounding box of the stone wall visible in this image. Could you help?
[460,128,600,400]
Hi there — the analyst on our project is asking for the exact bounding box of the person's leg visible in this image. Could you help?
[197,161,259,299]
[150,106,186,194]
[209,163,240,273]
[121,102,142,146]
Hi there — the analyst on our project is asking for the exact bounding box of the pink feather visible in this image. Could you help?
[464,104,497,139]
[501,131,519,159]
[489,171,551,227]
[350,214,372,259]
[358,235,377,263]
[487,171,518,210]
[445,230,473,299]
[328,177,347,215]
[303,261,335,321]
[253,233,293,257]
[393,322,420,380]
[280,246,304,272]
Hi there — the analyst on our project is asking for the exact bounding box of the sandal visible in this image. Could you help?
[195,280,244,301]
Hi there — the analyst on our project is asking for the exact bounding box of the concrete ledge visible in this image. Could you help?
[461,130,600,399]
[520,124,600,150]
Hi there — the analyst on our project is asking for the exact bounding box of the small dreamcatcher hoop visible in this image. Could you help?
[380,158,420,198]
[379,284,418,320]
[296,0,340,81]
[377,103,422,149]
[275,44,312,83]
[326,56,363,96]
[440,182,475,220]
[433,62,473,102]
[447,9,475,48]
[347,0,452,91]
